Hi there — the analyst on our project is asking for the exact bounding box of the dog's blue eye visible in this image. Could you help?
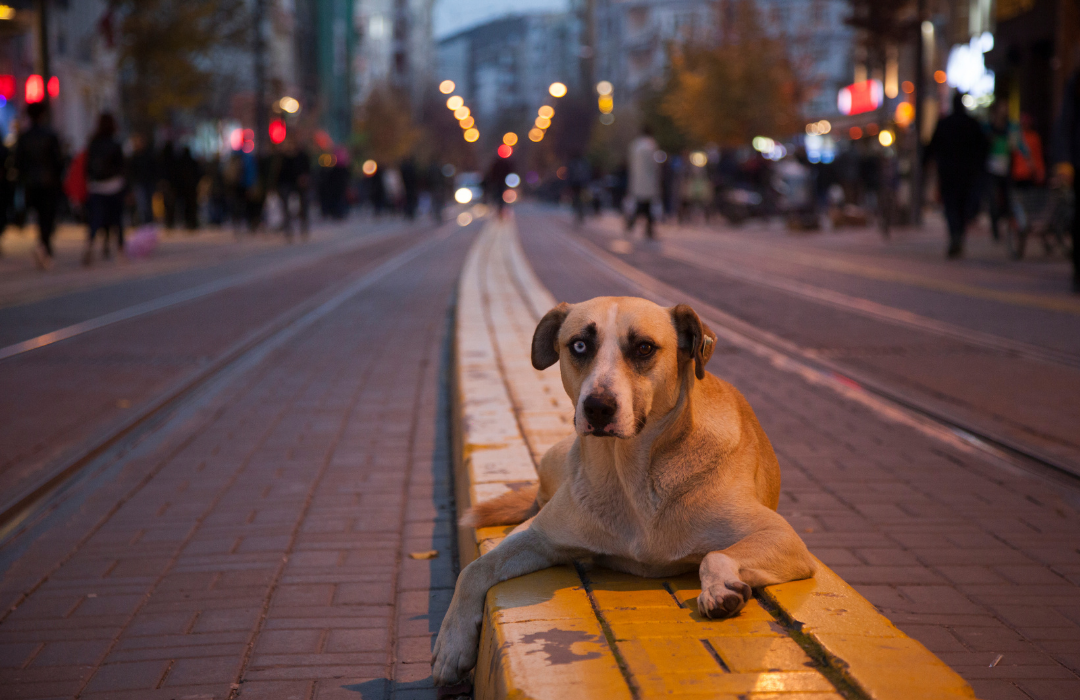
[572,340,587,355]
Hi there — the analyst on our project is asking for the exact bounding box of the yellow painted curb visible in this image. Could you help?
[452,219,981,699]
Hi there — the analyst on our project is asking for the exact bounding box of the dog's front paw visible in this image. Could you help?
[697,579,751,619]
[431,621,479,686]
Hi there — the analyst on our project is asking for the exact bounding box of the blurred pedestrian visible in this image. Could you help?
[985,100,1022,241]
[485,156,512,218]
[159,141,179,229]
[1012,114,1045,187]
[626,126,660,239]
[176,146,201,230]
[0,139,11,256]
[1052,59,1080,293]
[84,113,127,264]
[128,133,156,225]
[275,140,311,239]
[567,154,591,224]
[400,157,419,220]
[14,102,64,269]
[925,93,989,258]
[427,162,447,223]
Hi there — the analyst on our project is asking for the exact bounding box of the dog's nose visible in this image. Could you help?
[583,394,618,429]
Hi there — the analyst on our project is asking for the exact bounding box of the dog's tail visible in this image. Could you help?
[460,484,539,528]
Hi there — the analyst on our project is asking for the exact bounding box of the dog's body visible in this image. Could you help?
[433,297,815,685]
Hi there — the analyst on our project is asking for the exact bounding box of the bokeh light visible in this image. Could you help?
[453,106,470,120]
[455,188,473,204]
[548,82,567,98]
[458,116,474,129]
[934,70,947,84]
[457,212,473,226]
[596,80,613,96]
[279,96,300,113]
[503,132,518,146]
[902,80,915,94]
[538,105,554,119]
[497,144,512,158]
[535,116,551,129]
[268,119,286,144]
[505,173,520,188]
[439,80,455,94]
[502,189,517,204]
[362,160,378,175]
[463,128,480,142]
[878,129,894,147]
[446,95,464,110]
[895,102,915,128]
[849,126,863,139]
[689,151,707,168]
[598,95,614,114]
[528,128,544,142]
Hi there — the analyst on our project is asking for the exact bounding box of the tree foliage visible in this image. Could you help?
[109,0,248,129]
[661,0,803,146]
[353,85,421,165]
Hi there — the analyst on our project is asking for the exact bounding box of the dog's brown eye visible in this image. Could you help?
[636,342,654,357]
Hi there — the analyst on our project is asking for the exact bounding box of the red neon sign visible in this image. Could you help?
[269,119,286,144]
[25,75,44,104]
[837,80,883,116]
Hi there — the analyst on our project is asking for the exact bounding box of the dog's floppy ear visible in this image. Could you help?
[671,304,716,380]
[532,302,571,370]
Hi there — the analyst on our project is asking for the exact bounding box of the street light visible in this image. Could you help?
[447,95,464,110]
[548,82,567,98]
[439,80,455,94]
[503,132,518,146]
[596,80,613,96]
[279,96,300,113]
[538,105,554,119]
[464,128,479,142]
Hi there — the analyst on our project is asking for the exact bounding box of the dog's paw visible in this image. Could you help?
[697,579,751,619]
[431,623,479,686]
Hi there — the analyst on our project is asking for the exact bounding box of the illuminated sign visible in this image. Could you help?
[837,80,883,116]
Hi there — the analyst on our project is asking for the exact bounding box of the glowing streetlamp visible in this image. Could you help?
[439,80,455,94]
[548,82,567,98]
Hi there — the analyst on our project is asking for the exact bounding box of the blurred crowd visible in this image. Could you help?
[0,104,455,271]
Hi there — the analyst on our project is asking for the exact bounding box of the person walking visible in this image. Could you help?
[84,113,127,264]
[626,126,661,239]
[925,93,989,258]
[275,141,311,239]
[127,133,156,225]
[176,146,201,230]
[14,102,64,270]
[985,100,1022,241]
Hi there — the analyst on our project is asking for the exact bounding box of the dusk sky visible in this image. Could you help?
[433,0,568,39]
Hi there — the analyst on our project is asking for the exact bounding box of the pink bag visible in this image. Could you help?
[126,224,159,259]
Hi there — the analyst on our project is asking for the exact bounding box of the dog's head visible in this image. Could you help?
[531,297,716,438]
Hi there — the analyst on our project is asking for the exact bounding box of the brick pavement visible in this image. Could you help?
[517,210,1080,700]
[0,225,474,699]
[0,226,426,506]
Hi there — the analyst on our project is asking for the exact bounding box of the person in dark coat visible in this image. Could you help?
[14,102,64,269]
[276,141,311,238]
[84,112,127,263]
[176,147,201,230]
[925,92,989,258]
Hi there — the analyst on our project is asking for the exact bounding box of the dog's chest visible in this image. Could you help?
[577,484,700,564]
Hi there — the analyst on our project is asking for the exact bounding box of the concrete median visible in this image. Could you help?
[451,218,980,699]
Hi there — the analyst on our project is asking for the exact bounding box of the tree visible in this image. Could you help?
[109,0,248,130]
[661,0,803,147]
[353,85,421,166]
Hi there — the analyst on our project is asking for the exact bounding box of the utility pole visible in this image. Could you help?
[253,0,267,154]
[911,0,926,226]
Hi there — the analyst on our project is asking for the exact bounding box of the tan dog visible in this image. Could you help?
[432,296,815,685]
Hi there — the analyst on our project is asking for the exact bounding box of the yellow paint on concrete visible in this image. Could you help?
[455,220,983,700]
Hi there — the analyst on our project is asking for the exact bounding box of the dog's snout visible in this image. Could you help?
[583,393,618,429]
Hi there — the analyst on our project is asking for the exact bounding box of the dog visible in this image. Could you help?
[432,296,816,685]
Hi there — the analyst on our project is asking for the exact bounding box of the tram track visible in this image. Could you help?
[552,223,1080,493]
[0,224,458,555]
